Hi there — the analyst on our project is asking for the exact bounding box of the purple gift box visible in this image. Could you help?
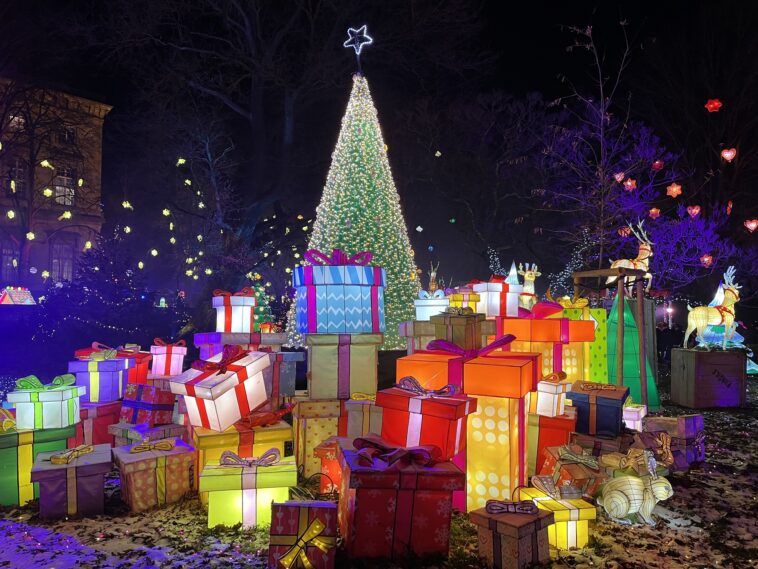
[30,443,112,518]
[68,358,134,403]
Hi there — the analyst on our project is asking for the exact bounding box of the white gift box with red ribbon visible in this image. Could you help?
[212,288,257,334]
[169,348,268,432]
[472,278,522,318]
[150,339,188,377]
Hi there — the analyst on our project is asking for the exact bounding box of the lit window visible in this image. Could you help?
[54,165,76,206]
[50,239,75,282]
[1,240,18,281]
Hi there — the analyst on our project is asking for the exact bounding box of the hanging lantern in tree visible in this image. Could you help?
[704,99,723,113]
[721,148,737,162]
[727,200,733,216]
[687,206,701,218]
[648,208,661,219]
[700,254,713,267]
[651,160,664,171]
[623,178,637,191]
[745,219,758,233]
[666,183,682,198]
[618,226,632,237]
[613,172,625,183]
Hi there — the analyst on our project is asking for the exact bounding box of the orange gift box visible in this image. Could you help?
[464,351,542,398]
[395,350,465,391]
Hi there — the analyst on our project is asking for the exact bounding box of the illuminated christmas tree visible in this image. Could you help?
[305,73,418,348]
[251,283,274,331]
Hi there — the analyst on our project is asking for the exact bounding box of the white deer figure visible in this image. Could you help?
[606,220,654,295]
[684,266,741,349]
[518,262,541,310]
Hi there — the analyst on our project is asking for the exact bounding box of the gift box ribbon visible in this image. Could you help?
[213,288,255,332]
[396,376,458,447]
[350,392,376,401]
[153,338,187,376]
[121,388,174,424]
[426,333,516,359]
[418,289,445,299]
[15,374,76,395]
[271,507,336,569]
[484,500,543,568]
[485,499,538,515]
[352,434,441,470]
[219,448,280,468]
[442,306,474,316]
[51,444,93,465]
[303,248,373,266]
[130,438,175,453]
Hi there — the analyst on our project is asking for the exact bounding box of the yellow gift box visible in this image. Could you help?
[292,399,344,478]
[518,487,596,550]
[198,450,297,528]
[448,291,480,310]
[305,334,382,399]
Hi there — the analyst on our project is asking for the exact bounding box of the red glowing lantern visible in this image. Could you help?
[721,148,737,162]
[651,160,664,171]
[745,219,758,233]
[687,205,701,218]
[648,208,661,219]
[700,254,713,267]
[726,200,733,216]
[618,226,632,237]
[613,172,625,183]
[623,178,637,191]
[704,99,723,113]
[666,183,682,198]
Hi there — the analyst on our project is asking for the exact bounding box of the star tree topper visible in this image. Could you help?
[344,25,373,70]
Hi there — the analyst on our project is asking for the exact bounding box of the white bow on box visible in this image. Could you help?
[418,289,445,299]
[414,289,449,321]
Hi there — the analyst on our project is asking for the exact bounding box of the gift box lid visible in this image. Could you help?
[464,352,541,398]
[31,443,112,481]
[623,404,647,421]
[212,294,256,307]
[448,292,480,301]
[199,454,297,492]
[498,317,595,343]
[112,438,195,473]
[292,399,343,419]
[430,312,486,326]
[375,386,476,421]
[339,445,465,491]
[193,331,288,346]
[268,351,306,363]
[0,424,76,449]
[536,379,572,395]
[528,407,577,429]
[108,421,186,442]
[314,436,352,459]
[150,343,188,356]
[305,334,383,347]
[344,398,381,413]
[293,263,386,287]
[567,382,630,405]
[169,350,270,400]
[7,377,86,403]
[642,414,704,439]
[518,487,597,521]
[192,419,292,450]
[413,298,449,307]
[68,357,135,373]
[469,506,555,538]
[80,400,122,420]
[471,281,505,293]
[74,345,151,364]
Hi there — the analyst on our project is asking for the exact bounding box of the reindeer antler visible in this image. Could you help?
[627,219,654,245]
[724,265,741,289]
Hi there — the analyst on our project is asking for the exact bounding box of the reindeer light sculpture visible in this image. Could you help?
[428,261,440,293]
[684,266,741,349]
[607,220,654,295]
[518,262,541,310]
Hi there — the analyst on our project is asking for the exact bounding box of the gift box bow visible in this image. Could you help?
[219,447,280,468]
[276,515,335,569]
[304,248,373,266]
[396,375,457,398]
[634,431,674,467]
[353,434,441,470]
[213,287,255,297]
[191,344,246,375]
[51,444,94,465]
[0,409,15,432]
[426,333,516,359]
[239,404,294,429]
[418,289,445,300]
[117,343,141,353]
[153,338,187,348]
[15,374,76,392]
[485,499,539,515]
[557,445,600,470]
[349,392,376,401]
[442,306,475,316]
[130,438,176,453]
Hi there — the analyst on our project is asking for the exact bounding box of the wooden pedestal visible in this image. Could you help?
[671,348,746,408]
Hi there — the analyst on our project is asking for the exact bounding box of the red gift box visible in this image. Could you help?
[337,436,465,559]
[268,501,337,569]
[75,342,152,385]
[80,401,123,446]
[375,379,477,461]
[527,407,577,477]
[314,436,353,494]
[119,384,175,427]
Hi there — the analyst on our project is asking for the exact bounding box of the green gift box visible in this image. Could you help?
[6,375,84,430]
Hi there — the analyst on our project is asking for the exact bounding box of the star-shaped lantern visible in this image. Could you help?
[649,208,661,219]
[700,254,713,267]
[704,99,723,113]
[666,183,682,198]
[343,25,373,55]
[623,178,637,191]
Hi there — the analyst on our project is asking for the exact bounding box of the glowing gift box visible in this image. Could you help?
[458,336,543,398]
[69,353,134,404]
[109,421,188,447]
[7,375,84,430]
[497,302,595,377]
[447,288,480,310]
[534,375,572,417]
[313,436,352,494]
[343,396,382,439]
[623,403,647,431]
[395,348,466,391]
[199,449,296,528]
[538,445,608,497]
[430,309,487,351]
[169,346,269,432]
[526,408,577,477]
[414,289,449,321]
[74,342,150,385]
[31,443,111,519]
[472,276,522,318]
[566,382,630,438]
[561,305,608,383]
[294,249,386,334]
[292,399,346,478]
[80,400,122,446]
[337,436,465,559]
[0,421,76,506]
[112,438,195,512]
[398,319,497,355]
[466,395,527,512]
[469,501,553,569]
[518,487,596,550]
[149,339,188,377]
[193,331,287,360]
[375,379,477,461]
[191,417,293,492]
[212,287,257,333]
[305,333,382,399]
[119,383,175,427]
[268,501,337,569]
[263,351,305,408]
